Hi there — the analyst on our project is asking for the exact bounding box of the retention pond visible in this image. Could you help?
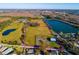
[2,29,16,36]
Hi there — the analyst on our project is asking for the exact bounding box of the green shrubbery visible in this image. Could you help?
[0,20,12,30]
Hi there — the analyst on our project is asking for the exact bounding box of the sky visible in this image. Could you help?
[0,3,79,9]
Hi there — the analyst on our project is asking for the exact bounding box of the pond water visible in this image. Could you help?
[44,19,79,33]
[2,29,16,36]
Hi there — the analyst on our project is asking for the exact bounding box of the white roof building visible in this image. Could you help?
[2,48,14,55]
[50,38,56,42]
[27,49,34,54]
[0,47,8,52]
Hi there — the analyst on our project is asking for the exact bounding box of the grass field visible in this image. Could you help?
[25,19,53,46]
[0,22,24,44]
[50,42,60,48]
[0,18,59,49]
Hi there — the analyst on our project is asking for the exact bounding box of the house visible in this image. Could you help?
[47,48,59,55]
[49,50,59,55]
[18,18,28,23]
[27,48,34,54]
[47,37,57,42]
[2,48,14,55]
[0,47,8,52]
[50,38,57,42]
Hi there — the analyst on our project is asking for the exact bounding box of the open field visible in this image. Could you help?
[0,17,11,23]
[0,12,35,17]
[25,19,53,46]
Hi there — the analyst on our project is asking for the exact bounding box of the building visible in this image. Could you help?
[2,48,14,55]
[47,37,57,42]
[18,18,28,23]
[46,48,59,55]
[26,48,34,55]
[50,38,57,42]
[0,47,8,52]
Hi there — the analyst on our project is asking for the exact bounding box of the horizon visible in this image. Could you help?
[0,3,79,9]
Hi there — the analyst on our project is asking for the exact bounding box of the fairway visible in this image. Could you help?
[25,19,53,46]
[0,22,24,44]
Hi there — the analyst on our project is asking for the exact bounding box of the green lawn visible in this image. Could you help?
[0,22,24,45]
[25,19,53,46]
[50,42,60,48]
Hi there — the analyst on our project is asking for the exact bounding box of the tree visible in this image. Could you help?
[14,41,17,44]
[44,15,51,19]
[1,41,3,43]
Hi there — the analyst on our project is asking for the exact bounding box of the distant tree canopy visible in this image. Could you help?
[17,16,27,19]
[0,20,12,30]
[0,16,10,18]
[44,15,52,19]
[12,16,27,19]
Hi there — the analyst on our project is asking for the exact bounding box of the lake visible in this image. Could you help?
[44,19,79,33]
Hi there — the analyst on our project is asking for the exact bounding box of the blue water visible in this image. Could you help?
[44,19,79,33]
[2,29,16,36]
